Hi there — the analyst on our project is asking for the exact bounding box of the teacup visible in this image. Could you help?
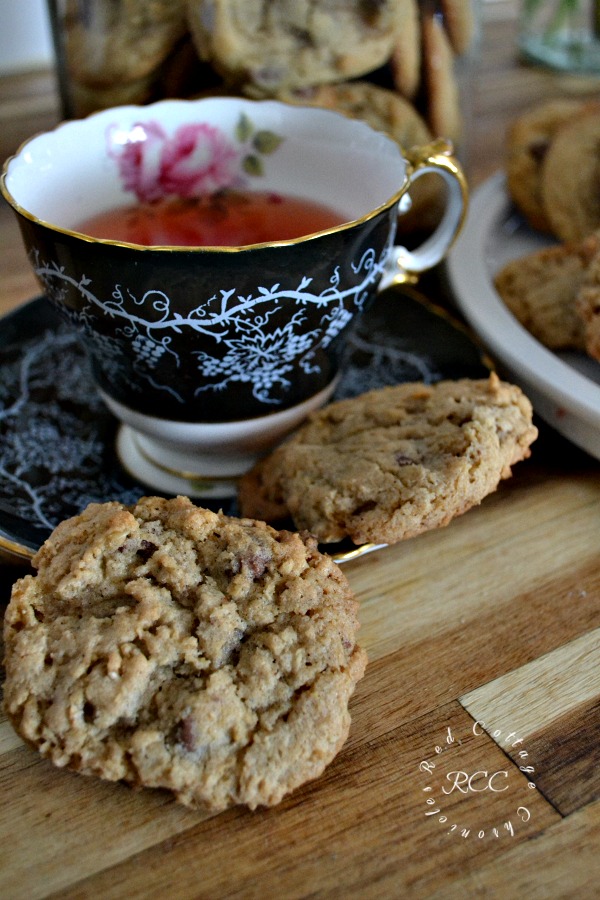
[1,97,467,496]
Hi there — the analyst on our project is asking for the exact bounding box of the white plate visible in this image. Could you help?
[447,172,600,462]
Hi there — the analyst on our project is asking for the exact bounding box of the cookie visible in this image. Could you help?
[238,375,537,546]
[494,232,600,350]
[237,457,290,526]
[390,0,421,100]
[3,496,366,811]
[422,10,463,146]
[440,0,476,56]
[506,99,591,233]
[541,106,600,243]
[66,0,187,109]
[276,80,432,152]
[276,80,444,235]
[186,0,405,93]
[576,245,600,361]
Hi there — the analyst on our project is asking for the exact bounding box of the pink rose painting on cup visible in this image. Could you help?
[107,114,282,203]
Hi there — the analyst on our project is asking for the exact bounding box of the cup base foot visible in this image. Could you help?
[117,426,240,498]
[107,378,339,498]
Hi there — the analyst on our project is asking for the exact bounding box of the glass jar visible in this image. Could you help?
[46,0,219,118]
[519,0,600,73]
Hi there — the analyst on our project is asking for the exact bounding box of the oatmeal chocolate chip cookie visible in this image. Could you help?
[576,245,600,361]
[277,80,432,152]
[506,99,592,234]
[238,459,291,526]
[541,107,600,243]
[494,232,600,350]
[276,81,444,235]
[186,0,405,92]
[3,496,366,811]
[238,375,537,546]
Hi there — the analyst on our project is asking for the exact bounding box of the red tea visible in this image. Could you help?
[77,190,346,247]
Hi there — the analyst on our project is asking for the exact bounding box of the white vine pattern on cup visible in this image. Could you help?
[32,238,391,405]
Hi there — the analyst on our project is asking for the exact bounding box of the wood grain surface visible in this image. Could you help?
[1,4,599,897]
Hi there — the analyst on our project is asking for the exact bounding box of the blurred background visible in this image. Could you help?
[1,0,54,74]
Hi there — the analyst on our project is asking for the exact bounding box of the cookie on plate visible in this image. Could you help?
[186,0,405,92]
[541,106,600,243]
[494,232,600,350]
[3,496,366,811]
[238,375,537,546]
[576,244,600,361]
[506,98,590,234]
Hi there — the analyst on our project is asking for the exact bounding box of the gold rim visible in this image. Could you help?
[0,525,384,566]
[0,284,487,568]
[0,177,410,253]
[0,110,412,254]
[0,534,35,562]
[331,542,386,563]
[130,433,242,485]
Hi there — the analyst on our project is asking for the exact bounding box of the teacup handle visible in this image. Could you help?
[379,139,468,291]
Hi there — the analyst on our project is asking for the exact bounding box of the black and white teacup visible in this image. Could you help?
[2,97,467,495]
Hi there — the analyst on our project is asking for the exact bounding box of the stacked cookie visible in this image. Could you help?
[186,0,475,147]
[496,101,600,364]
[506,99,600,241]
[63,2,476,163]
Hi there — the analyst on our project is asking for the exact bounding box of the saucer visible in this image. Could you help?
[447,173,600,461]
[0,286,489,563]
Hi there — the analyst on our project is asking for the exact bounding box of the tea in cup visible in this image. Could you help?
[1,97,467,496]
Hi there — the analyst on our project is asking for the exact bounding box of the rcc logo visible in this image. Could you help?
[442,770,509,794]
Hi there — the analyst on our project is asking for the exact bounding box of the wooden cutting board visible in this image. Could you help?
[1,444,599,898]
